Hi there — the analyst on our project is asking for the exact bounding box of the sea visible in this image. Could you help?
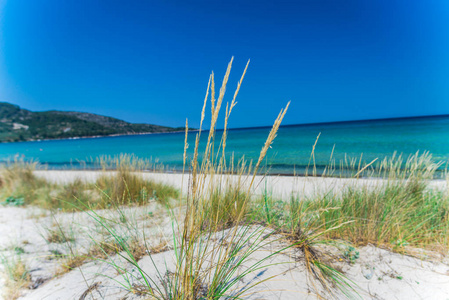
[0,115,448,177]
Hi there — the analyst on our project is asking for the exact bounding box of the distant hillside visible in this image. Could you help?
[0,102,186,142]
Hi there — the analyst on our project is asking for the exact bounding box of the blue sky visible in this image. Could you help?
[0,0,448,128]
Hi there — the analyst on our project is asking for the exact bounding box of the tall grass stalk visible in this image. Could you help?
[76,58,296,299]
[174,57,291,298]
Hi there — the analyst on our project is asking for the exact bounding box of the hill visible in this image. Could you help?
[0,102,185,142]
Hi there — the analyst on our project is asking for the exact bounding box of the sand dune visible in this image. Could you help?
[0,171,447,299]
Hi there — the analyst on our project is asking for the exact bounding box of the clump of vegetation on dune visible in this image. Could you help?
[0,156,179,210]
[253,151,449,254]
[0,159,53,208]
[0,254,31,300]
[309,153,449,253]
[95,154,179,208]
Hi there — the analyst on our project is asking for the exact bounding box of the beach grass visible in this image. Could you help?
[306,178,449,252]
[0,156,179,210]
[250,152,449,254]
[0,159,54,208]
[0,253,31,299]
[1,59,448,299]
[95,169,178,208]
[75,58,318,299]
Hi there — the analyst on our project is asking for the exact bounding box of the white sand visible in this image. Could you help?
[0,171,448,299]
[33,170,448,200]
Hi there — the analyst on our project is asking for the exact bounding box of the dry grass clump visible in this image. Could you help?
[46,228,75,244]
[88,239,125,259]
[58,255,86,274]
[304,152,449,252]
[0,159,53,207]
[0,159,92,210]
[314,186,449,252]
[1,255,31,299]
[54,178,95,210]
[88,237,147,261]
[95,158,179,207]
[254,151,449,256]
[205,182,249,230]
[0,156,179,210]
[1,160,38,188]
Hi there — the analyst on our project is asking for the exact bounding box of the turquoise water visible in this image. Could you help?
[0,116,448,176]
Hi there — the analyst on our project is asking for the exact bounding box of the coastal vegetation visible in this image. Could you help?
[0,60,448,299]
[0,156,179,210]
[0,254,30,299]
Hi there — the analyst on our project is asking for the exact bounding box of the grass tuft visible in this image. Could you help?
[96,157,179,207]
[1,254,31,300]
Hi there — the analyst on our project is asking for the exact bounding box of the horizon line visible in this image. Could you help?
[2,101,447,131]
[224,113,449,132]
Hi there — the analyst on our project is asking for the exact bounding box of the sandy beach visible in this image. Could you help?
[0,170,448,299]
[33,170,449,200]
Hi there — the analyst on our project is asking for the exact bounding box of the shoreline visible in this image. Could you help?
[31,166,449,179]
[34,169,448,200]
[0,129,195,144]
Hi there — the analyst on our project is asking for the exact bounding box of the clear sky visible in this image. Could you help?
[0,0,448,128]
